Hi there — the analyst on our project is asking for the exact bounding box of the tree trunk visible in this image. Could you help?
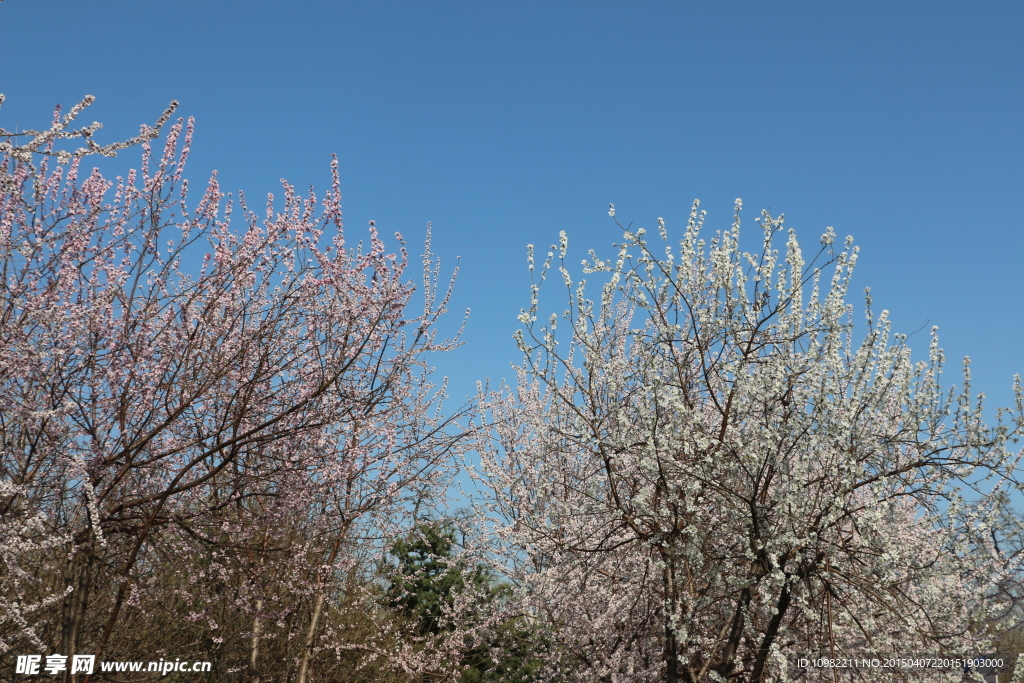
[749,583,792,682]
[296,526,347,683]
[296,593,326,683]
[250,598,263,683]
[663,561,679,683]
[664,626,679,683]
[60,548,93,683]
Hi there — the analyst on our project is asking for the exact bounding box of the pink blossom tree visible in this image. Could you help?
[473,202,1024,682]
[0,95,472,682]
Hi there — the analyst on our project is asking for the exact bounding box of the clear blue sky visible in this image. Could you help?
[2,1,1022,414]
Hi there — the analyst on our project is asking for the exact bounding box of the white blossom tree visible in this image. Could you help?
[473,201,1024,682]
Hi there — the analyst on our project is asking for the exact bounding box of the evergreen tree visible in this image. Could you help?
[384,523,544,682]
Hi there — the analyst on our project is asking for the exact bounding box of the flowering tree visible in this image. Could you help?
[0,95,470,681]
[474,202,1024,682]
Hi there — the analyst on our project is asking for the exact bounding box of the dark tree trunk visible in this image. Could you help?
[60,547,93,683]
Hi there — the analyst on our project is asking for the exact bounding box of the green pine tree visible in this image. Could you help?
[383,522,545,682]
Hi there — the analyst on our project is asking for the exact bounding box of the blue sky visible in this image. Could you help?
[2,0,1022,415]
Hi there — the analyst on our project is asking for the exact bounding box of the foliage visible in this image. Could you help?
[383,522,545,683]
[473,202,1024,682]
[0,95,468,682]
[386,523,484,637]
